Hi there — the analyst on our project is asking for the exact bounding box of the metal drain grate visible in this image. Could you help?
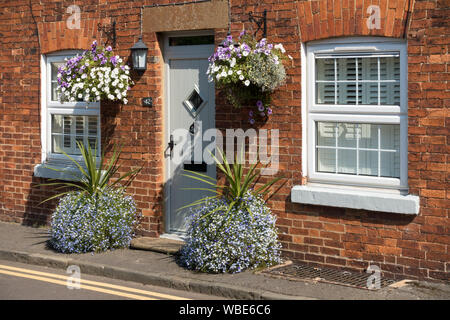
[262,263,395,290]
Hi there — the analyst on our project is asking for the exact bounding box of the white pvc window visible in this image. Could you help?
[306,38,407,190]
[43,52,100,162]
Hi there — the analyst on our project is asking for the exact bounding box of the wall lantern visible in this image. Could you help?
[130,35,148,71]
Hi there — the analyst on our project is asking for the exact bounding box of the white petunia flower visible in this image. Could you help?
[275,43,286,53]
[244,80,250,86]
[230,57,236,68]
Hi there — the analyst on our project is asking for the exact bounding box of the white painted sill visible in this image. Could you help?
[291,185,420,215]
[34,162,84,181]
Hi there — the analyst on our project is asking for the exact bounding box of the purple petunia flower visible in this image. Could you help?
[249,110,254,117]
[110,56,118,65]
[257,101,265,112]
[249,118,255,125]
[267,108,273,115]
[106,46,112,52]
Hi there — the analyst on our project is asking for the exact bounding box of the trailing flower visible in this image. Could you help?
[56,40,133,104]
[37,141,142,254]
[207,31,291,123]
[179,192,282,273]
[50,189,140,253]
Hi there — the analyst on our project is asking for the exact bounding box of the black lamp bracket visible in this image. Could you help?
[248,9,267,39]
[97,20,116,48]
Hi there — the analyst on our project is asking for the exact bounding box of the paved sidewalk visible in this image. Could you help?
[0,221,448,300]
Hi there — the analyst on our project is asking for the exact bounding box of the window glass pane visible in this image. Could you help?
[337,83,359,105]
[316,83,336,104]
[380,124,399,150]
[317,122,336,147]
[317,148,335,173]
[359,123,378,149]
[380,57,400,80]
[51,62,64,101]
[381,152,400,178]
[337,58,358,80]
[361,57,379,80]
[337,149,356,174]
[51,114,63,134]
[52,135,64,154]
[360,82,379,105]
[359,150,378,176]
[75,116,84,136]
[316,58,335,81]
[337,123,357,148]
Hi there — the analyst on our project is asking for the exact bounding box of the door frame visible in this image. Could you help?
[162,30,215,239]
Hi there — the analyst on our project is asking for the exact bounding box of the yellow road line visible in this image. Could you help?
[0,264,189,300]
[0,269,155,300]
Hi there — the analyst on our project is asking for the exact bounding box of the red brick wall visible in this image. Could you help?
[0,0,166,237]
[0,0,448,281]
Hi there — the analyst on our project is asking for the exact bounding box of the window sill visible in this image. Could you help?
[34,162,83,181]
[291,185,419,215]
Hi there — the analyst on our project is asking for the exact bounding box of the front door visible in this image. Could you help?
[164,32,216,237]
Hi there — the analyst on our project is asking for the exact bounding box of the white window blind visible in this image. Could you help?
[51,115,99,155]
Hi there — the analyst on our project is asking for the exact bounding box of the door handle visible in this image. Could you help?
[167,134,176,159]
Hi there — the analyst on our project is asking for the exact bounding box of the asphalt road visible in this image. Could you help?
[0,259,225,300]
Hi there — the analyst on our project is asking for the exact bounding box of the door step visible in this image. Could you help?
[130,237,184,255]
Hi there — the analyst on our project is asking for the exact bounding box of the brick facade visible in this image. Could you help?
[0,0,448,281]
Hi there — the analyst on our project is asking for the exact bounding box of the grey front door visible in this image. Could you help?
[164,33,216,237]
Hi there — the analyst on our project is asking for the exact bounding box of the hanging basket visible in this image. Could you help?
[207,32,292,124]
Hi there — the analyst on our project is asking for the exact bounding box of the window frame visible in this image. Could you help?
[305,38,408,191]
[41,51,101,164]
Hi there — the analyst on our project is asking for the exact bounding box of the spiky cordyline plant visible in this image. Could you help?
[179,147,283,220]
